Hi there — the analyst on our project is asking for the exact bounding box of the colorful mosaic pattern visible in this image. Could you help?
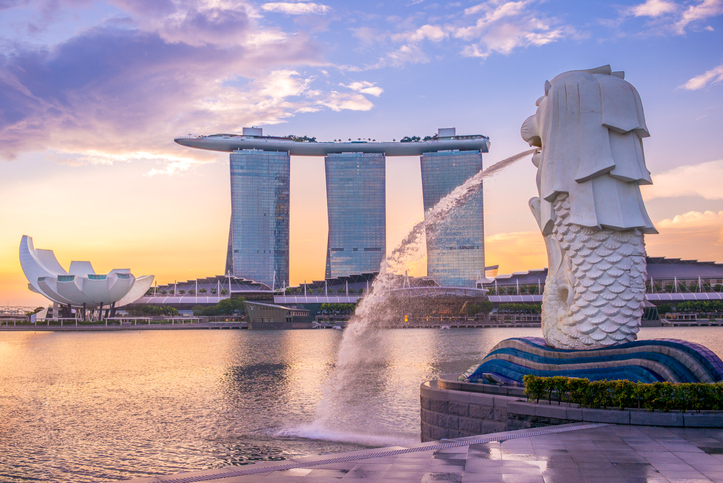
[463,337,723,385]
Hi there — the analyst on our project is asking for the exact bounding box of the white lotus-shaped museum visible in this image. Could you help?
[20,235,154,310]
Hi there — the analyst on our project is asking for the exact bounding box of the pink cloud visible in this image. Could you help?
[0,18,326,161]
[647,211,723,262]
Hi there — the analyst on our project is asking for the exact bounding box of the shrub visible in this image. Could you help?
[498,303,542,314]
[522,375,723,412]
[127,305,178,316]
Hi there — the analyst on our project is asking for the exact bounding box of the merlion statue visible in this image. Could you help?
[521,65,657,350]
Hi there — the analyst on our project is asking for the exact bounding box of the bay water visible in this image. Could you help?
[0,326,721,482]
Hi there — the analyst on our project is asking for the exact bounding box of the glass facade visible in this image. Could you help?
[229,150,289,288]
[224,218,233,276]
[421,150,484,287]
[325,153,386,278]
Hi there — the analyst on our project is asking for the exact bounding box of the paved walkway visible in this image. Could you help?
[127,423,723,482]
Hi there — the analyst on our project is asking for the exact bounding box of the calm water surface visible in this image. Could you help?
[0,326,721,482]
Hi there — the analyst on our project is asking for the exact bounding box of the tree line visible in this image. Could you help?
[285,135,317,142]
[192,297,246,316]
[400,134,440,142]
[126,305,179,316]
[657,300,723,316]
[318,303,356,315]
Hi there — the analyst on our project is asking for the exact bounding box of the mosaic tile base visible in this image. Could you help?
[463,338,723,385]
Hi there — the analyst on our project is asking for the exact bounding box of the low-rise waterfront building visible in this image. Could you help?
[484,257,723,305]
[244,301,311,329]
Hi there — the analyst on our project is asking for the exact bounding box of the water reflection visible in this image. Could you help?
[0,326,720,482]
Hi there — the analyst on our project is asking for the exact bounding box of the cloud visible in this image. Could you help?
[656,210,723,230]
[646,210,723,261]
[261,2,331,15]
[63,149,200,166]
[351,26,382,45]
[0,24,325,161]
[197,70,378,118]
[155,5,252,46]
[317,91,375,111]
[644,159,723,200]
[145,158,203,176]
[63,149,203,175]
[460,1,528,30]
[358,1,573,69]
[391,24,448,43]
[109,0,176,18]
[621,0,723,34]
[625,0,678,17]
[453,0,575,59]
[366,24,446,70]
[0,14,384,168]
[343,81,383,97]
[680,63,723,90]
[674,0,723,33]
[0,0,397,168]
[373,43,429,68]
[256,69,312,99]
[50,148,205,175]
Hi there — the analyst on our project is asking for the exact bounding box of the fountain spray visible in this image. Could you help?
[312,148,537,438]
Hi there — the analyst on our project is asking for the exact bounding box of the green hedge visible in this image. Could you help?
[523,375,723,412]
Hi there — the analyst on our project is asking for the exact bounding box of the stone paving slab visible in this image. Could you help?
[125,423,723,482]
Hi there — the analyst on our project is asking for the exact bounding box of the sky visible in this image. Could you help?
[1,0,723,307]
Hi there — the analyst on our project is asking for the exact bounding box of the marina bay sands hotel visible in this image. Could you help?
[175,127,490,289]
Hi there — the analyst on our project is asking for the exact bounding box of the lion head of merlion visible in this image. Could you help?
[520,65,657,350]
[521,65,657,237]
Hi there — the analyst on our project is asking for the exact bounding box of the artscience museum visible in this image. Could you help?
[19,235,154,320]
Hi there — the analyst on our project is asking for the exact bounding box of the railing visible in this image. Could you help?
[484,280,723,296]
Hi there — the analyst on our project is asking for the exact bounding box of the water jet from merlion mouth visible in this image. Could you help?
[306,148,537,440]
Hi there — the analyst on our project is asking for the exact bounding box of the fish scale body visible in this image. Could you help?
[541,194,647,350]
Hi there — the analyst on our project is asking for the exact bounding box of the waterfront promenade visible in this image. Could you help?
[126,423,723,482]
[0,320,246,331]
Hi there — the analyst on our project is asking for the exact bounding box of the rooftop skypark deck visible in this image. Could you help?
[175,127,490,156]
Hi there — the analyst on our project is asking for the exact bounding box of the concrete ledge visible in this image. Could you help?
[684,413,723,427]
[438,375,526,397]
[507,401,535,417]
[581,408,631,425]
[421,378,723,442]
[532,404,567,419]
[630,411,684,427]
[565,408,583,421]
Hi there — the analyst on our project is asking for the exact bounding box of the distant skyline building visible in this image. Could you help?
[421,150,485,287]
[227,148,290,288]
[325,153,386,278]
[177,127,489,287]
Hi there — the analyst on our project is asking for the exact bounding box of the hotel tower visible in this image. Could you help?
[177,127,489,288]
